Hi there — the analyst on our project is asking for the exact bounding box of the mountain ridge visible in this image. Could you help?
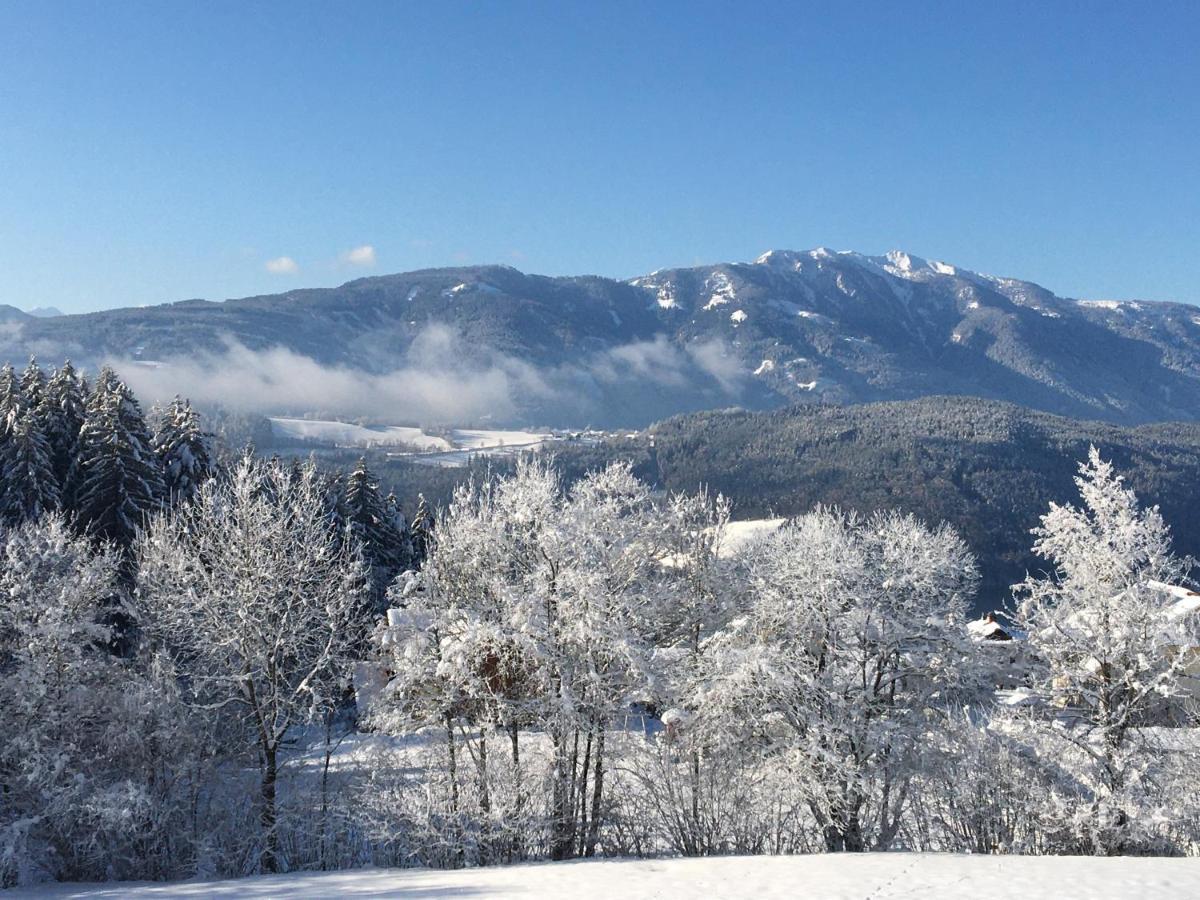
[3,248,1199,427]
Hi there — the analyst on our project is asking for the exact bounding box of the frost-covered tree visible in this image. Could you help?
[639,488,739,856]
[410,492,434,565]
[71,369,164,547]
[137,454,370,873]
[1013,447,1198,854]
[151,396,215,503]
[0,363,19,440]
[374,460,676,860]
[0,515,196,887]
[343,457,409,608]
[38,361,88,489]
[18,357,46,414]
[703,508,980,851]
[0,408,60,525]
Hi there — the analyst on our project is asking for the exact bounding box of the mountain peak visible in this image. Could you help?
[753,247,960,279]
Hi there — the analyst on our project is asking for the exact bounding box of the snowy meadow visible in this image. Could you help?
[2,361,1200,889]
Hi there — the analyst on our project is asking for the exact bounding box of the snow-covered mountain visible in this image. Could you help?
[3,248,1200,426]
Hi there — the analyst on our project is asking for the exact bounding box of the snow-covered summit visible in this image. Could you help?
[754,247,964,281]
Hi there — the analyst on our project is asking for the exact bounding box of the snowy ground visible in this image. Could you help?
[399,429,552,468]
[268,417,554,466]
[720,517,785,557]
[268,417,451,450]
[12,854,1200,899]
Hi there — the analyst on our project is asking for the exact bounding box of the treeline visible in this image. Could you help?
[0,358,434,607]
[552,396,1200,609]
[0,359,212,540]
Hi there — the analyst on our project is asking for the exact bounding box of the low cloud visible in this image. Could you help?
[264,256,299,275]
[107,327,750,428]
[340,245,377,267]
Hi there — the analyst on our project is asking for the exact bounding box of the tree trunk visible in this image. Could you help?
[261,743,279,873]
[507,720,525,863]
[577,731,593,857]
[445,713,462,865]
[585,728,605,857]
[478,728,491,863]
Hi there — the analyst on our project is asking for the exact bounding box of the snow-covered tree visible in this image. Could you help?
[638,488,740,856]
[1012,446,1198,854]
[373,459,677,860]
[0,363,19,439]
[18,357,46,414]
[0,408,60,525]
[702,508,980,851]
[71,369,164,547]
[38,361,88,489]
[137,453,370,873]
[151,396,215,503]
[410,492,434,565]
[0,515,196,887]
[343,457,409,609]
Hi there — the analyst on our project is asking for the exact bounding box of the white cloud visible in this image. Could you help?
[105,327,748,427]
[264,256,299,275]
[341,245,377,267]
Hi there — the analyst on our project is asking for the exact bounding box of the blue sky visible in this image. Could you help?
[1,1,1197,313]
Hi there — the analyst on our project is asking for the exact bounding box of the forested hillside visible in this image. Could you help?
[554,396,1200,608]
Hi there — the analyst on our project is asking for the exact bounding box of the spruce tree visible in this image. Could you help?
[152,396,215,503]
[0,408,60,525]
[410,492,434,565]
[39,361,88,489]
[384,490,414,569]
[343,457,407,607]
[72,370,165,547]
[0,363,20,440]
[18,357,46,415]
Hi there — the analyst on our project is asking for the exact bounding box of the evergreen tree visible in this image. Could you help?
[343,457,407,607]
[71,369,165,547]
[0,408,60,525]
[39,361,88,489]
[18,357,46,415]
[385,489,414,568]
[410,492,434,565]
[152,396,215,503]
[0,363,20,440]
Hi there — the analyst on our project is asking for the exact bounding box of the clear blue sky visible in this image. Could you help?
[1,0,1197,313]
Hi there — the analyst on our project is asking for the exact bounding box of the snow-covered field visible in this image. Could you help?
[268,417,553,465]
[13,854,1200,899]
[720,517,785,557]
[401,428,554,467]
[268,417,451,450]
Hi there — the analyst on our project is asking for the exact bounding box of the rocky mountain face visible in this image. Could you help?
[3,249,1199,426]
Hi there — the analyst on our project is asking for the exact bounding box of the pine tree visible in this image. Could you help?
[152,396,215,503]
[410,492,434,565]
[0,363,20,440]
[385,490,414,569]
[18,357,46,416]
[71,369,165,547]
[0,408,60,525]
[39,361,88,490]
[343,457,407,607]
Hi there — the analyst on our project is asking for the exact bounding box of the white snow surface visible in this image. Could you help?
[720,517,785,557]
[269,419,553,465]
[449,428,551,450]
[16,854,1200,899]
[269,418,451,450]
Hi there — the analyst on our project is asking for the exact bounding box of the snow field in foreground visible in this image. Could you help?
[13,853,1200,899]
